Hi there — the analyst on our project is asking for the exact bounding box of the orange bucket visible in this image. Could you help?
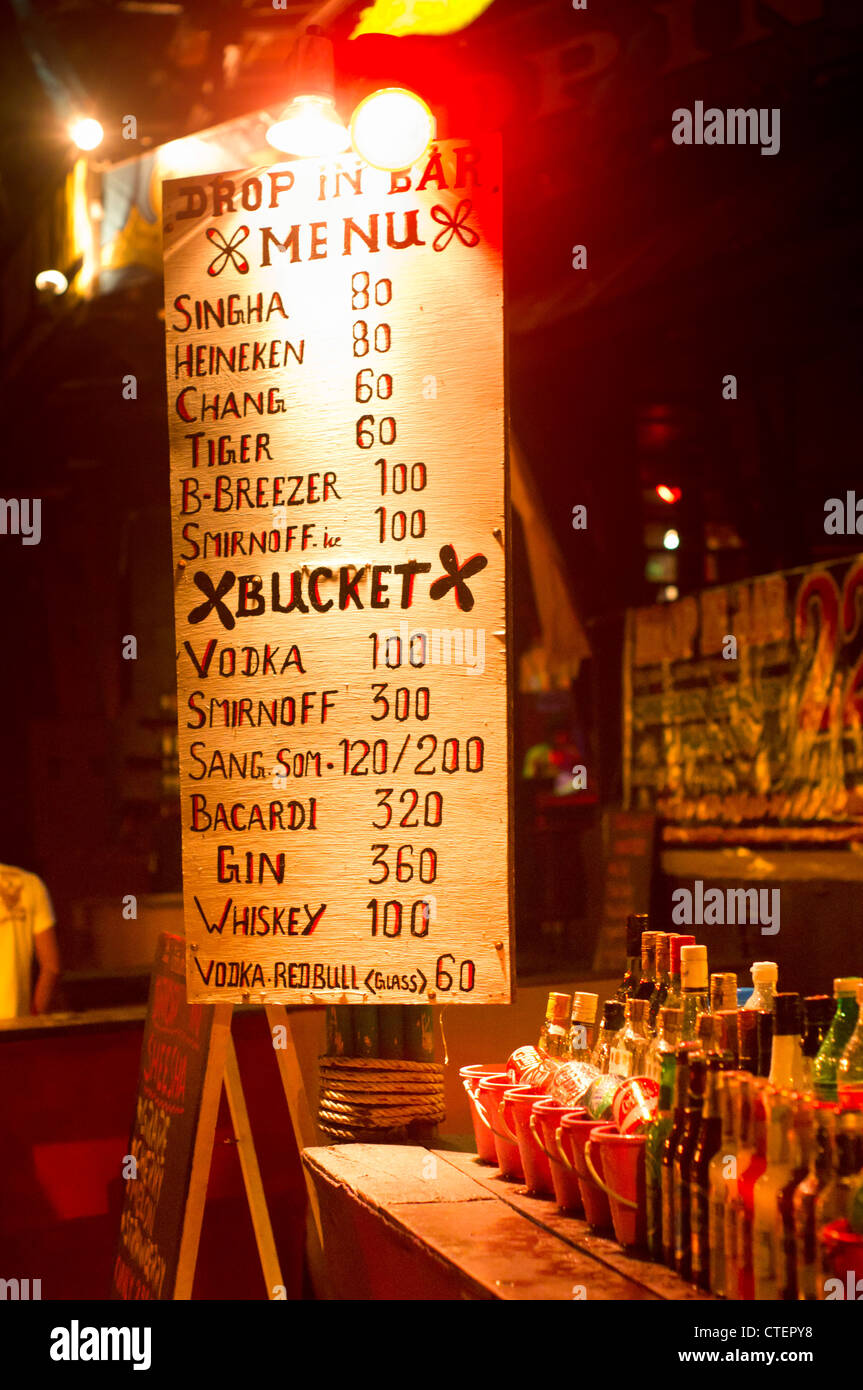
[460,1064,507,1164]
[476,1073,523,1178]
[556,1113,612,1231]
[502,1086,555,1195]
[584,1124,647,1250]
[533,1098,585,1212]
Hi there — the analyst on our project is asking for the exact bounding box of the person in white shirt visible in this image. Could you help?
[0,863,61,1019]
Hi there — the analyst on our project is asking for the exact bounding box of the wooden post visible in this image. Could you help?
[173,1001,233,1300]
[223,1034,284,1298]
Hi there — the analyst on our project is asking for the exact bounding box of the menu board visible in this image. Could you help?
[163,137,511,1005]
[623,553,863,841]
[111,933,214,1299]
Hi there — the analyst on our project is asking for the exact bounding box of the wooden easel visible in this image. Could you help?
[172,1003,328,1300]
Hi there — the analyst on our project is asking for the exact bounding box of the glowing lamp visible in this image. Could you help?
[35,269,69,295]
[69,116,104,151]
[655,484,682,504]
[266,27,349,157]
[350,88,435,171]
[663,528,680,551]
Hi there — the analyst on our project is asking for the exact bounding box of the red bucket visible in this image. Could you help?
[533,1099,585,1212]
[502,1086,555,1195]
[584,1124,647,1250]
[820,1220,863,1295]
[460,1064,507,1164]
[476,1073,523,1178]
[557,1113,613,1231]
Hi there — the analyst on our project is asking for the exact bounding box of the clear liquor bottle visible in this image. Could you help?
[609,997,651,1078]
[592,999,625,1074]
[538,991,572,1059]
[680,944,710,1042]
[566,991,599,1061]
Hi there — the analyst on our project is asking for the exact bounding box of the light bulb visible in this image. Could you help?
[663,528,680,551]
[350,88,435,171]
[35,269,69,295]
[69,117,104,151]
[266,96,349,156]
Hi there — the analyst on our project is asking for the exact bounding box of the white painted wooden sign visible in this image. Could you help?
[163,135,511,1004]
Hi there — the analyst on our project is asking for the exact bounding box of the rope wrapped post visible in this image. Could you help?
[317,1058,445,1143]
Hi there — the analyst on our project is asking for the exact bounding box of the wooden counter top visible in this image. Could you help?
[302,1140,715,1301]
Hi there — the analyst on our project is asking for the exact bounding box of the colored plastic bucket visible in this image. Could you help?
[820,1220,863,1291]
[476,1073,523,1178]
[533,1099,585,1212]
[557,1113,612,1231]
[502,1086,555,1195]
[460,1064,507,1164]
[584,1125,647,1251]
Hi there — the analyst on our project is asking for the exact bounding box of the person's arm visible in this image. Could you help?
[32,925,61,1014]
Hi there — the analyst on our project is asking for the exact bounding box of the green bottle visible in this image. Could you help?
[813,977,862,1102]
[646,1016,682,1260]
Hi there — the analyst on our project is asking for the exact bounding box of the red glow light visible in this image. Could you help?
[655,484,682,504]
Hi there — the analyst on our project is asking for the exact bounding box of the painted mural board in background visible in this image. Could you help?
[623,553,863,841]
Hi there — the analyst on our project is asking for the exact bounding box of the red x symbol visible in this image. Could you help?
[430,200,480,253]
[206,225,250,276]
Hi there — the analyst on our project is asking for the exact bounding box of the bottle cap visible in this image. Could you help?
[751,961,778,985]
[640,931,658,963]
[629,998,648,1026]
[681,944,708,990]
[602,999,625,1031]
[571,991,599,1024]
[710,972,737,1012]
[626,913,649,956]
[670,934,696,973]
[655,933,671,971]
[803,994,833,1029]
[659,1006,683,1038]
[546,992,572,1024]
[773,992,802,1035]
[834,976,863,997]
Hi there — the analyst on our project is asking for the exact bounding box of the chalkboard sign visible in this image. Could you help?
[592,810,657,973]
[111,932,214,1299]
[162,137,512,1007]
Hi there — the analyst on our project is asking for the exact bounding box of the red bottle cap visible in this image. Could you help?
[670,934,696,973]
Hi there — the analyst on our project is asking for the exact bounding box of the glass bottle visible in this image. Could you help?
[717,1009,739,1065]
[769,992,805,1090]
[646,1039,678,1261]
[634,932,659,1002]
[645,1004,683,1084]
[648,933,673,1029]
[793,1105,836,1301]
[815,1111,863,1297]
[708,1071,740,1297]
[680,944,709,1042]
[837,980,863,1110]
[609,997,651,1078]
[755,1010,773,1078]
[566,991,599,1061]
[661,1044,693,1267]
[738,1008,758,1074]
[813,977,862,1102]
[664,934,695,1011]
[735,1082,768,1300]
[776,1094,814,1301]
[724,1074,755,1299]
[710,972,737,1016]
[617,913,648,1001]
[673,1052,707,1282]
[538,991,572,1059]
[801,995,833,1093]
[690,1055,725,1289]
[592,999,625,1074]
[743,961,778,1011]
[697,1012,721,1058]
[753,1089,794,1299]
